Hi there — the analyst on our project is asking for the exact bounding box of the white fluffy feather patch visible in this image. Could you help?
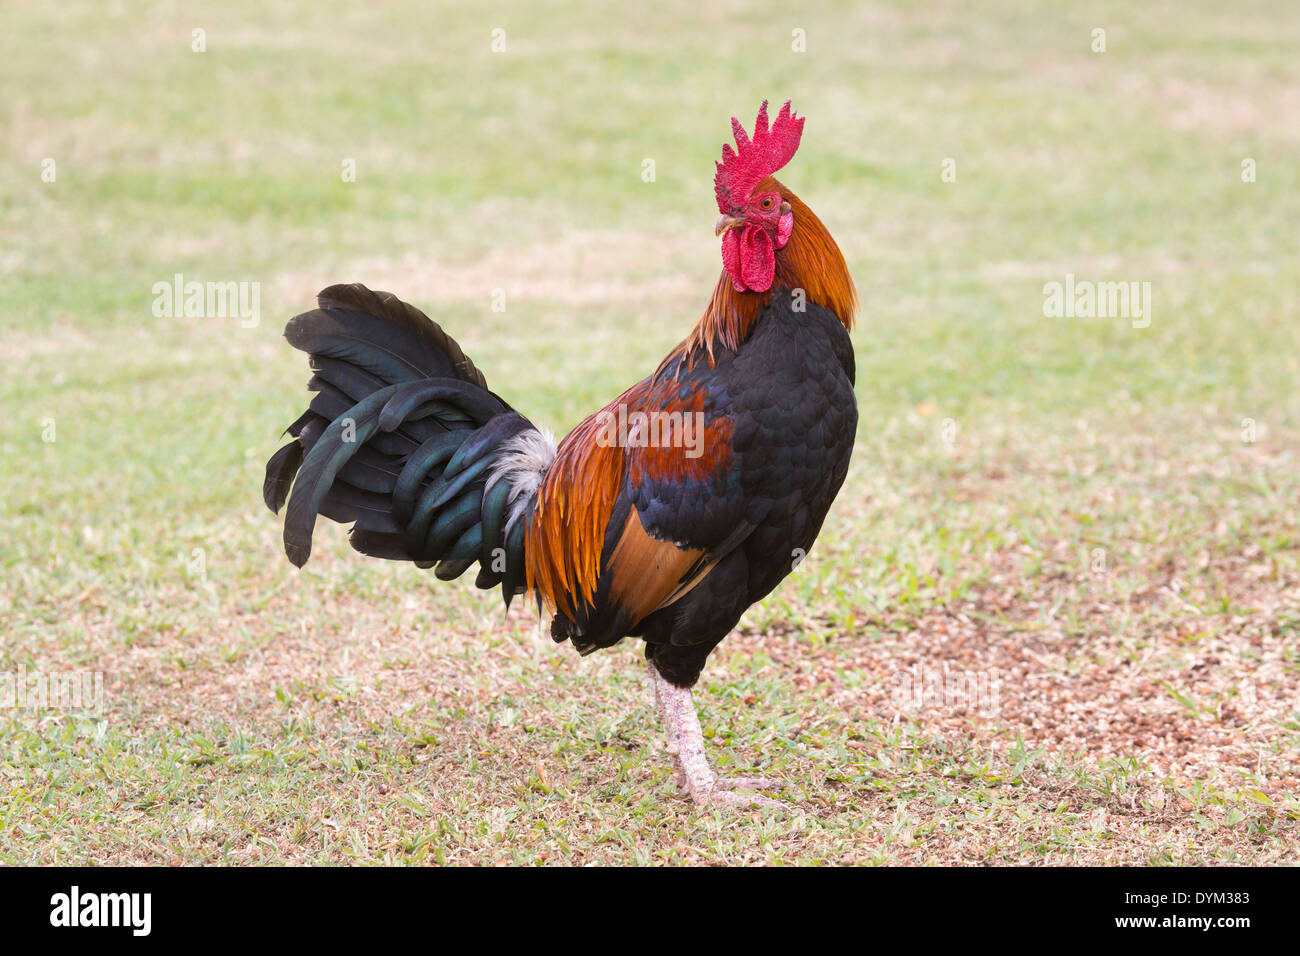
[485,427,557,534]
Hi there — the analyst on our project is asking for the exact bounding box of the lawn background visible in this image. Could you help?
[2,0,1298,863]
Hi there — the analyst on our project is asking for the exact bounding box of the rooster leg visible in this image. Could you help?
[648,666,689,791]
[648,662,786,809]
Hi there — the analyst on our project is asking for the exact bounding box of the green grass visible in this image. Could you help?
[2,0,1298,864]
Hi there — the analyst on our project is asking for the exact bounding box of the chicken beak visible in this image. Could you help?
[715,215,745,237]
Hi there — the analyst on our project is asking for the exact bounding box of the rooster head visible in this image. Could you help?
[713,100,805,293]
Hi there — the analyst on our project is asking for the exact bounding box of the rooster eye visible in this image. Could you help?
[760,197,775,210]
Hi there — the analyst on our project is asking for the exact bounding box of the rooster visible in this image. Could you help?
[264,100,857,807]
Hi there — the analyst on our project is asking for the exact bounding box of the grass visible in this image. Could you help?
[2,0,1299,864]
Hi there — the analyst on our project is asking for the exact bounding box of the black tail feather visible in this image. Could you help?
[263,441,303,514]
[264,285,535,605]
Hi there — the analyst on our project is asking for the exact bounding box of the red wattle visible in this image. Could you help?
[721,224,776,293]
[721,229,743,292]
[739,224,775,291]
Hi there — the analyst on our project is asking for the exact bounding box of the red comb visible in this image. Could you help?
[714,100,805,213]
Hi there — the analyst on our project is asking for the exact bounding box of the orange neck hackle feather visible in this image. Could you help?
[671,177,857,369]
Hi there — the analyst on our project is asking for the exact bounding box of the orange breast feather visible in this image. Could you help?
[525,378,733,620]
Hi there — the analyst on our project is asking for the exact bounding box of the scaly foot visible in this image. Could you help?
[648,662,789,809]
